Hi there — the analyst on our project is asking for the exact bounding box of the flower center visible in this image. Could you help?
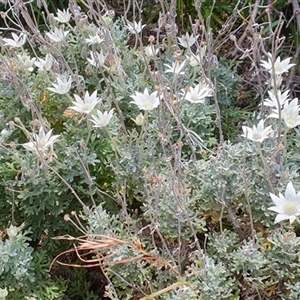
[143,101,154,110]
[275,65,283,74]
[285,118,296,129]
[252,132,262,140]
[283,201,299,216]
[190,92,199,101]
[38,139,46,149]
[82,103,91,113]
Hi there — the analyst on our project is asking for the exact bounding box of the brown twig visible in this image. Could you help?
[231,0,261,57]
[286,0,300,91]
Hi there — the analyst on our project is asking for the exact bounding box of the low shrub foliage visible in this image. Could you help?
[0,0,300,299]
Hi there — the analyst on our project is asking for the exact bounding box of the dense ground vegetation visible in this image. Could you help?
[0,0,300,299]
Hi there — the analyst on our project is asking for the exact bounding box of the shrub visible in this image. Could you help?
[0,0,299,299]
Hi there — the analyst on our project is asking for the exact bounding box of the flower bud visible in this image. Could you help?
[0,287,8,299]
[133,113,145,126]
[6,225,18,238]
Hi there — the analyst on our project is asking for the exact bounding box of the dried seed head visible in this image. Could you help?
[64,214,70,221]
[278,143,284,151]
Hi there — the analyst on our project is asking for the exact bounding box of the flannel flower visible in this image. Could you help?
[125,20,145,34]
[17,54,36,72]
[22,127,59,154]
[181,82,214,104]
[47,75,72,95]
[261,52,295,75]
[85,34,104,46]
[69,90,100,114]
[282,98,300,129]
[130,88,160,111]
[268,181,300,224]
[144,45,158,59]
[188,46,206,67]
[3,32,26,48]
[87,50,106,67]
[263,90,290,111]
[165,60,186,76]
[54,8,71,23]
[90,109,114,128]
[242,119,272,143]
[46,28,69,43]
[268,98,300,129]
[35,54,53,71]
[178,33,197,49]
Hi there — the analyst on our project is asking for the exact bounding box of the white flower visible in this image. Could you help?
[17,53,36,72]
[54,8,71,23]
[3,32,26,48]
[188,46,207,67]
[85,34,103,46]
[46,28,69,43]
[35,54,53,71]
[22,127,59,154]
[87,50,106,67]
[178,33,197,48]
[263,90,290,110]
[144,45,158,58]
[268,74,283,88]
[90,109,114,128]
[47,75,72,95]
[282,98,300,129]
[268,181,300,224]
[69,90,100,114]
[130,88,160,111]
[268,97,300,128]
[125,20,145,34]
[181,82,214,104]
[261,52,295,75]
[165,60,186,76]
[242,119,273,143]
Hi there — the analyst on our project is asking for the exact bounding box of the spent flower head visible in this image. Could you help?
[54,8,71,23]
[242,119,273,143]
[22,127,59,154]
[3,32,26,48]
[130,88,160,111]
[269,181,300,224]
[261,52,295,75]
[69,90,100,114]
[90,109,114,128]
[47,75,72,95]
